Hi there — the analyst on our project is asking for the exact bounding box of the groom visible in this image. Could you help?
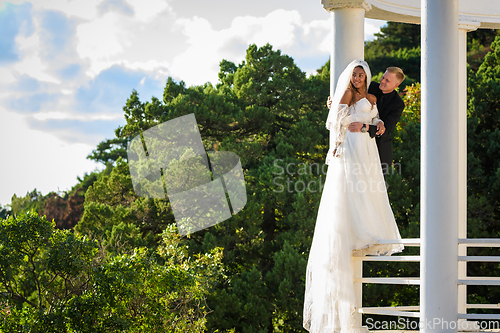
[330,67,405,176]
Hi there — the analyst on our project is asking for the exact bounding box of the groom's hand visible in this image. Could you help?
[376,122,386,136]
[348,122,363,132]
[327,96,332,109]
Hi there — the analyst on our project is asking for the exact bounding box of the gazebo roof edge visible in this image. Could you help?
[323,0,500,29]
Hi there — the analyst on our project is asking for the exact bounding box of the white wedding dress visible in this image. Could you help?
[303,98,404,333]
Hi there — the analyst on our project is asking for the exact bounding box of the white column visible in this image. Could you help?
[457,20,480,330]
[322,2,369,328]
[322,0,370,94]
[421,1,459,332]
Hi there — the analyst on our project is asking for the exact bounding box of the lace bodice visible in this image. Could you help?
[340,97,381,126]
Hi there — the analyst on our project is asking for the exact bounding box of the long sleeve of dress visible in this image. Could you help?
[326,104,350,165]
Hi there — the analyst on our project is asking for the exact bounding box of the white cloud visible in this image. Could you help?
[0,107,102,206]
[13,55,61,84]
[0,69,17,84]
[6,0,102,20]
[169,16,218,85]
[71,1,178,79]
[167,10,387,86]
[170,9,318,86]
[6,0,172,23]
[125,0,171,21]
[76,12,131,75]
[230,9,302,49]
[32,111,123,121]
[117,60,171,81]
[365,18,386,41]
[303,19,331,54]
[13,15,61,84]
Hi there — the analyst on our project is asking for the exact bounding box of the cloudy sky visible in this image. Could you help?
[0,0,385,206]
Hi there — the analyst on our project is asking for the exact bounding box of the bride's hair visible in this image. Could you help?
[346,65,367,105]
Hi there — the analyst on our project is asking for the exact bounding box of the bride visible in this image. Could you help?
[303,60,404,333]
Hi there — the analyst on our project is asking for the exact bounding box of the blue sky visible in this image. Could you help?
[0,0,386,206]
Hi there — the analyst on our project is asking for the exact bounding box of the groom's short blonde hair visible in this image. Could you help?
[386,67,405,84]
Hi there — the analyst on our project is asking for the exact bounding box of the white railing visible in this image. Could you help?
[458,238,500,321]
[352,238,500,326]
[352,238,421,321]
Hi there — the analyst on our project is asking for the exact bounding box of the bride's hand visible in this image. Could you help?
[327,96,332,109]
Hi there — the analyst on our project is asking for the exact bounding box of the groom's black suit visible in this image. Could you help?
[367,82,405,175]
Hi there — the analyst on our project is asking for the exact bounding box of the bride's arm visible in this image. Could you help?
[331,104,350,156]
[340,89,352,105]
[329,89,353,157]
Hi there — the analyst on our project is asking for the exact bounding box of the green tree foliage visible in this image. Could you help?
[466,35,500,311]
[7,170,103,230]
[10,189,44,216]
[365,22,421,85]
[467,29,500,71]
[0,211,223,332]
[468,36,500,221]
[0,211,98,331]
[390,83,421,234]
[78,43,329,332]
[87,137,130,165]
[365,22,499,85]
[75,159,168,254]
[0,205,9,220]
[366,22,421,55]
